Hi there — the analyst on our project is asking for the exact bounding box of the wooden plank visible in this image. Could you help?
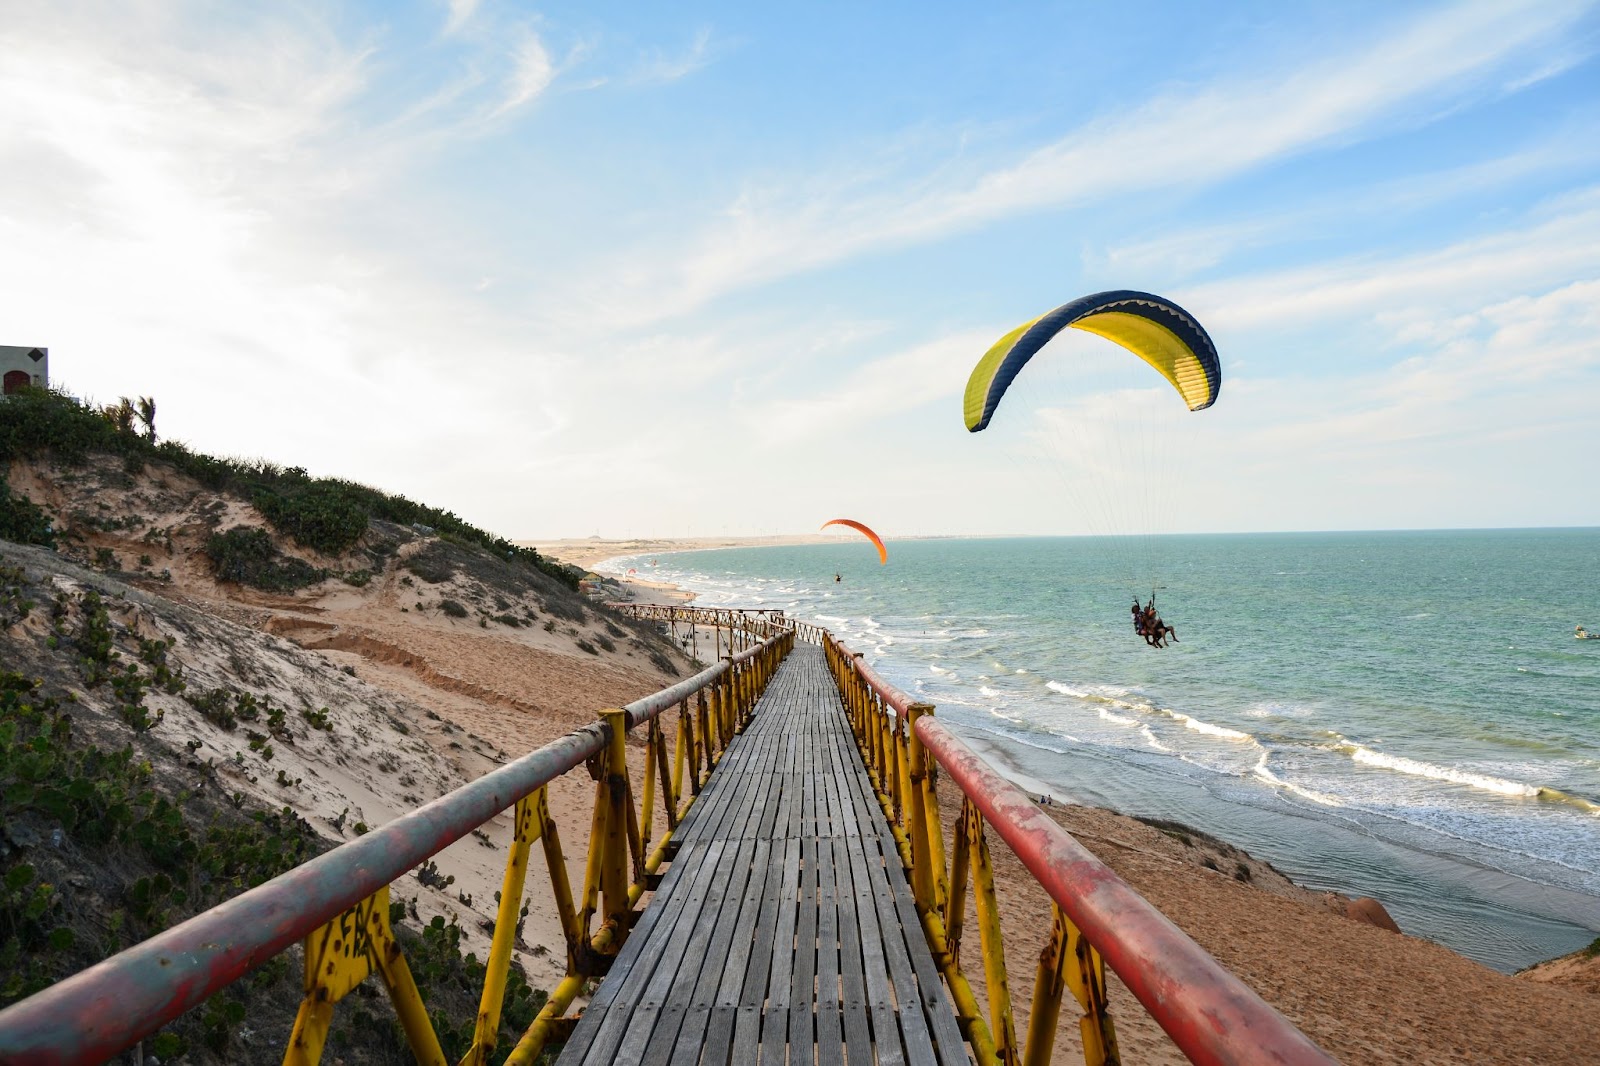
[573,840,729,1065]
[555,832,703,1063]
[877,820,971,1065]
[867,828,939,1066]
[814,768,845,1066]
[788,755,819,1066]
[833,834,874,1065]
[635,833,758,1066]
[555,838,709,1065]
[729,827,789,1062]
[694,836,774,1066]
[758,833,802,1062]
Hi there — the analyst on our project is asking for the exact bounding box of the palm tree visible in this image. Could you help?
[136,396,157,443]
[103,397,135,435]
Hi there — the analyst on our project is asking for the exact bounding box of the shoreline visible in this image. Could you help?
[524,534,836,573]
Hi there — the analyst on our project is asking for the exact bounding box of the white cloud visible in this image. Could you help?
[442,0,479,36]
[1184,187,1600,335]
[567,0,1595,326]
[0,7,582,521]
[491,33,554,118]
[628,27,718,85]
[738,330,989,445]
[1088,133,1600,280]
[1213,280,1600,525]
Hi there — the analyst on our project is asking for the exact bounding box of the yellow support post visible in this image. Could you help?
[882,709,896,802]
[683,697,702,797]
[1055,904,1120,1066]
[893,717,911,828]
[904,704,938,915]
[672,703,688,809]
[652,716,679,832]
[460,790,546,1066]
[696,689,712,779]
[640,718,659,856]
[707,673,724,748]
[596,708,632,958]
[285,886,447,1066]
[967,802,1020,1066]
[575,746,609,963]
[540,806,581,974]
[504,972,585,1065]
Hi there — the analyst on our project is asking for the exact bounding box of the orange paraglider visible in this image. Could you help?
[821,519,887,565]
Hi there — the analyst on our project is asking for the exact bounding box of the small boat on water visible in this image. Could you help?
[1577,626,1600,640]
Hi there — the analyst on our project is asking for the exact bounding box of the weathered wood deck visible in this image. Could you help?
[556,644,969,1065]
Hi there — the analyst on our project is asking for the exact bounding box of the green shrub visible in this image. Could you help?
[0,565,34,628]
[439,599,468,619]
[204,527,324,592]
[0,670,324,1009]
[252,483,367,556]
[0,482,55,548]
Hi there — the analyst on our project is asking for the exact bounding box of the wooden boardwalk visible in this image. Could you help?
[556,644,969,1066]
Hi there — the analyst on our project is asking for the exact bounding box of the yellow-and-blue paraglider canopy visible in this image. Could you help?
[963,290,1221,432]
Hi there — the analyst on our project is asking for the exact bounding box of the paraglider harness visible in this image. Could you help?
[1133,591,1177,648]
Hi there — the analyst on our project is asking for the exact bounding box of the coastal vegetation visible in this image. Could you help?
[0,387,579,589]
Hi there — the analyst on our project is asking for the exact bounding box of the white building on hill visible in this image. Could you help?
[1,346,48,394]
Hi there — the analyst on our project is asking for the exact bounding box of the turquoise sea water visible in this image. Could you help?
[605,530,1600,973]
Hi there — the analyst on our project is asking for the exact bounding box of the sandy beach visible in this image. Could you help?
[527,534,836,573]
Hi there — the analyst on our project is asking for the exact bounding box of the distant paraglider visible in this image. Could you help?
[821,519,887,565]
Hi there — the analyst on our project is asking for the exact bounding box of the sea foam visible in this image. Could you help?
[1348,746,1540,798]
[1168,711,1253,742]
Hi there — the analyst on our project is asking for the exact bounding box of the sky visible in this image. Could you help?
[2,0,1598,539]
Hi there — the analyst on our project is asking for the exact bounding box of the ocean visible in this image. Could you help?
[601,530,1600,974]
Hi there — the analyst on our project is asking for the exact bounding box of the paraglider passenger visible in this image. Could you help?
[1138,596,1177,648]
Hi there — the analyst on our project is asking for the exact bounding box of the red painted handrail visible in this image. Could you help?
[916,717,1337,1066]
[829,635,916,716]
